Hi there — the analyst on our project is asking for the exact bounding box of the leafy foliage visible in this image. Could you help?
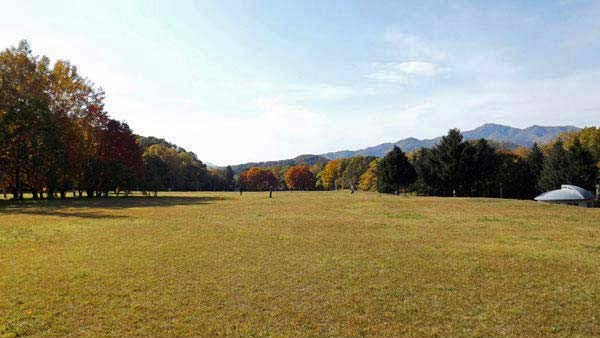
[0,40,143,199]
[240,167,278,191]
[285,165,317,190]
[358,158,380,192]
[376,146,416,193]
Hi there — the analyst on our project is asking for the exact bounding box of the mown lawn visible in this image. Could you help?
[1,191,599,337]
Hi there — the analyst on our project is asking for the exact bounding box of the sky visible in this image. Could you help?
[1,0,600,165]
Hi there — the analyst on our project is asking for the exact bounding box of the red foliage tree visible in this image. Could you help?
[99,119,143,176]
[94,119,143,195]
[285,164,317,190]
[240,167,278,191]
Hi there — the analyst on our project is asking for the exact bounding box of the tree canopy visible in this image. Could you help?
[285,165,317,190]
[377,146,416,193]
[240,167,278,191]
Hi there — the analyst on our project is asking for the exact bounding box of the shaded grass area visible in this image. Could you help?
[1,191,599,337]
[0,195,227,219]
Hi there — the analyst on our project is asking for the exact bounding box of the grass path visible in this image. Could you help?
[1,192,599,337]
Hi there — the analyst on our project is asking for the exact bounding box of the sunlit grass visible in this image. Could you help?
[1,191,599,337]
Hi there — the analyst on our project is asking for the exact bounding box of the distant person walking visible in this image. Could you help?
[239,186,243,195]
[269,186,273,198]
[350,184,355,194]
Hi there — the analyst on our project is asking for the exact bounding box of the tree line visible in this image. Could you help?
[0,41,231,200]
[239,127,600,199]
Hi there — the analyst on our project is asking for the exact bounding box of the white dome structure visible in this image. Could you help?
[535,185,596,207]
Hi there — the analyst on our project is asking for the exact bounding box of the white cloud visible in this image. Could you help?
[383,31,448,61]
[365,61,450,83]
[224,80,358,102]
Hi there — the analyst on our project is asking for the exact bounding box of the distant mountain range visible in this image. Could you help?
[223,123,579,173]
[321,123,579,160]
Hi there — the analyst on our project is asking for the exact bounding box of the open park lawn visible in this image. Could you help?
[1,192,599,337]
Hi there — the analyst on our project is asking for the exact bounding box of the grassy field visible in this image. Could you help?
[1,192,599,337]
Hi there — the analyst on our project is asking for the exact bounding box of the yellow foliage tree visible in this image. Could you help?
[320,159,340,190]
[358,158,380,191]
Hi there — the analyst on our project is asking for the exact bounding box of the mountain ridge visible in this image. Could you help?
[221,123,579,172]
[322,123,579,160]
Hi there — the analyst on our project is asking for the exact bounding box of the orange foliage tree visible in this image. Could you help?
[320,159,340,190]
[285,164,316,190]
[240,167,278,191]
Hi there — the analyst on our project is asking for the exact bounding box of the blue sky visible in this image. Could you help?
[1,0,599,165]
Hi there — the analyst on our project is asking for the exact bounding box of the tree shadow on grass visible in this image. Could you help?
[0,196,230,219]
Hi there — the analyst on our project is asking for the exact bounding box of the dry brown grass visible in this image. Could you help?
[1,191,599,337]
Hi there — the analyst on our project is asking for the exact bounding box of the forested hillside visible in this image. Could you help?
[228,154,329,174]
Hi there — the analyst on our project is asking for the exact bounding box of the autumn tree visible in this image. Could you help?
[240,167,278,191]
[0,41,52,199]
[96,119,143,196]
[358,158,380,191]
[48,59,105,198]
[0,40,113,199]
[285,165,316,190]
[320,159,340,190]
[342,156,375,188]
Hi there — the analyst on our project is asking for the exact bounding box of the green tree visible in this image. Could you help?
[143,154,169,196]
[377,146,416,194]
[224,165,235,191]
[412,148,433,195]
[466,139,498,197]
[526,142,545,194]
[342,156,375,188]
[538,141,571,192]
[425,129,469,196]
[495,151,537,199]
[539,139,598,192]
[567,138,597,191]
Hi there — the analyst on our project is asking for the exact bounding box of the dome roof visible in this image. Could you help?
[535,185,596,202]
